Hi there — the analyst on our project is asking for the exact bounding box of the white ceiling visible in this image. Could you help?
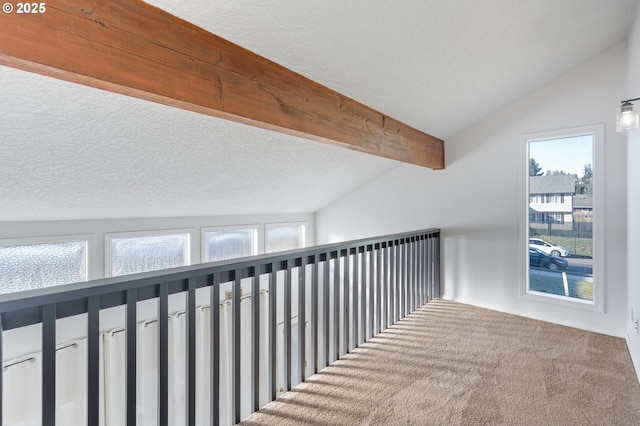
[0,0,636,222]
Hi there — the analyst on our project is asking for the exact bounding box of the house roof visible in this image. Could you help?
[529,175,577,195]
[0,0,635,221]
[573,194,594,208]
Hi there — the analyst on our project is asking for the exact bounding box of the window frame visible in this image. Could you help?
[0,234,96,288]
[200,224,259,263]
[519,124,604,311]
[105,228,193,278]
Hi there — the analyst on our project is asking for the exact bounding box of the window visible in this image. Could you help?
[521,125,603,310]
[0,237,88,294]
[107,231,190,277]
[202,226,257,262]
[265,223,306,253]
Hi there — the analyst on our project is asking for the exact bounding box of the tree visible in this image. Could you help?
[576,163,593,194]
[529,158,543,176]
[545,170,567,176]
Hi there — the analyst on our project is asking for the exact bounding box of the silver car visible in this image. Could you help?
[529,238,570,257]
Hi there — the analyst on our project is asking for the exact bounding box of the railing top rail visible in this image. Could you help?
[0,228,439,316]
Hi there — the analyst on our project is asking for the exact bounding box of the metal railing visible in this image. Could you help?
[0,228,440,425]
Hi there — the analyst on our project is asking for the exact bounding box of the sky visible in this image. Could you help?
[529,135,592,177]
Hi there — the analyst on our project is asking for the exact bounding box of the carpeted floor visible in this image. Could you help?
[240,299,640,425]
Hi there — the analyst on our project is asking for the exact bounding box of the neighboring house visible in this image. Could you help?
[573,194,593,221]
[529,174,577,231]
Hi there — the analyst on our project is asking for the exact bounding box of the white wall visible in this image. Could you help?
[316,43,628,337]
[0,213,314,281]
[626,3,640,380]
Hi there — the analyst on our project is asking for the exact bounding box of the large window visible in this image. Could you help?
[202,226,257,262]
[521,125,603,310]
[107,231,190,277]
[0,237,89,293]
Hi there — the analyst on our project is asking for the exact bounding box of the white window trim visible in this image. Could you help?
[265,221,308,253]
[519,124,604,312]
[105,228,194,278]
[200,224,260,263]
[0,234,96,282]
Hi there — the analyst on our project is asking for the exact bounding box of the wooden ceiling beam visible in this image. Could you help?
[0,0,444,169]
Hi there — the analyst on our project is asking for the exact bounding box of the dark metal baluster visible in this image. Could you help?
[380,244,386,331]
[323,256,330,366]
[397,242,402,321]
[411,237,416,311]
[368,247,374,340]
[412,237,420,311]
[427,235,433,302]
[126,288,137,426]
[391,243,397,326]
[87,296,100,426]
[211,274,220,423]
[404,237,412,316]
[298,261,306,382]
[383,244,388,330]
[358,246,367,344]
[409,239,413,313]
[385,243,390,329]
[268,265,277,402]
[352,248,359,349]
[333,254,340,360]
[434,234,441,298]
[42,303,56,426]
[409,239,414,313]
[284,263,292,391]
[401,241,407,319]
[343,250,350,353]
[420,237,424,306]
[376,245,382,335]
[159,283,169,426]
[417,237,422,308]
[421,235,427,305]
[251,268,260,412]
[395,242,400,324]
[187,278,196,426]
[232,270,242,424]
[406,240,411,316]
[414,238,418,310]
[311,260,319,374]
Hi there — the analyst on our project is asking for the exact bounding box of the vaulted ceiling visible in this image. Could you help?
[0,0,636,221]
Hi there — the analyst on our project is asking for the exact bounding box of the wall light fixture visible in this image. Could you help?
[616,98,640,132]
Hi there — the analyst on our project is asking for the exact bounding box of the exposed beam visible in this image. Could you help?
[0,0,444,169]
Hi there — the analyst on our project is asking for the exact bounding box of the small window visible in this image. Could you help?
[202,227,257,262]
[265,223,306,253]
[108,231,190,277]
[0,238,88,293]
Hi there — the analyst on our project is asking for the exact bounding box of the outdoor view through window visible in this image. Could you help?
[527,134,594,301]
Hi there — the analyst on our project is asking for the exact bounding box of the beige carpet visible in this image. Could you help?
[241,299,640,426]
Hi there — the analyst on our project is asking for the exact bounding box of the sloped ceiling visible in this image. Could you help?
[0,0,636,222]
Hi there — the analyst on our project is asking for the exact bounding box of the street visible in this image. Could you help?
[565,256,593,276]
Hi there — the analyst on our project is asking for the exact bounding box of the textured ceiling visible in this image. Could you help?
[0,0,636,221]
[0,66,400,221]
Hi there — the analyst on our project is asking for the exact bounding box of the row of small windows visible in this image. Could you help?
[530,213,565,224]
[0,223,306,294]
[529,194,566,203]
